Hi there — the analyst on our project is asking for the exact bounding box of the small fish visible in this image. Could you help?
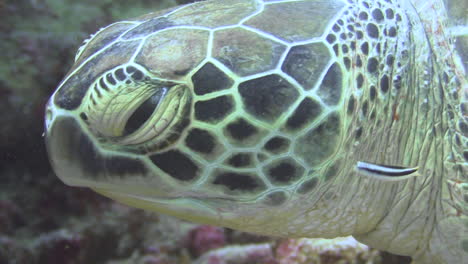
[355,161,419,181]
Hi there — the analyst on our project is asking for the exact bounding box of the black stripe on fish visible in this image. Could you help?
[355,161,419,181]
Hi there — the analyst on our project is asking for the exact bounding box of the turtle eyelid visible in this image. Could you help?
[124,87,168,135]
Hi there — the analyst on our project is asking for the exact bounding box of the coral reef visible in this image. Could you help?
[274,237,378,264]
[185,226,226,257]
[0,1,413,263]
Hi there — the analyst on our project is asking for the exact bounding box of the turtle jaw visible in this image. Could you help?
[91,187,288,232]
[92,188,225,226]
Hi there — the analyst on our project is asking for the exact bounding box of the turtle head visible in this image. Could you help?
[45,0,349,231]
[43,18,224,223]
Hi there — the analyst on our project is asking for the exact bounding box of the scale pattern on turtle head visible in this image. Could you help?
[44,0,467,263]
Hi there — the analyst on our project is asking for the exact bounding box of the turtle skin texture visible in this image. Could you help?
[45,1,467,263]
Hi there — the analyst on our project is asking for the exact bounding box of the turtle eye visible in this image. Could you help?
[116,83,188,146]
[81,67,190,148]
[123,87,167,136]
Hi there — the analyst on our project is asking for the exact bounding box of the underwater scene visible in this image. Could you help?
[1,0,467,263]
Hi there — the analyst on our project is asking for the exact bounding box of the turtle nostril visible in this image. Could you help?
[46,109,52,123]
[44,102,55,131]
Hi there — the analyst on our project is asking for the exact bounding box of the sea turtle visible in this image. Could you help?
[44,0,467,263]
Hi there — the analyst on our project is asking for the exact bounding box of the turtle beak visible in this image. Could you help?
[44,104,176,198]
[44,113,115,188]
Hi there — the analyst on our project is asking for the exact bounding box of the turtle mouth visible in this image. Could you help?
[92,188,227,225]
